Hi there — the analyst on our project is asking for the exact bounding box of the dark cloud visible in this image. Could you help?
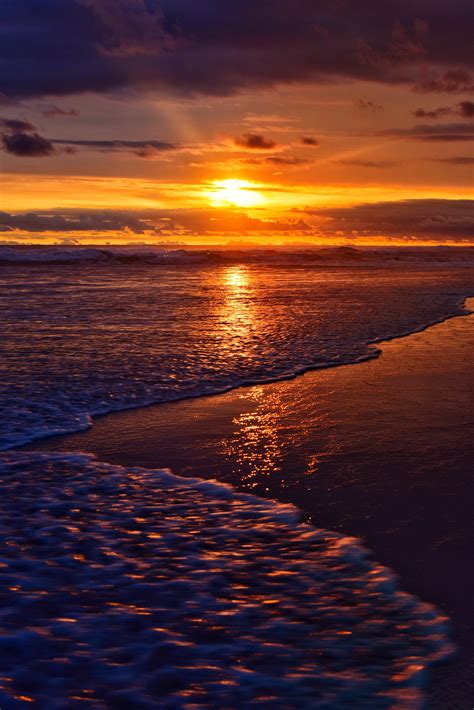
[243,155,311,167]
[1,115,57,157]
[383,123,474,141]
[336,159,397,168]
[357,100,383,112]
[0,210,144,234]
[2,131,56,157]
[266,156,311,166]
[0,121,179,158]
[2,202,472,242]
[301,136,320,146]
[53,138,178,155]
[0,117,35,132]
[414,69,474,94]
[459,101,474,117]
[300,199,474,241]
[412,101,474,119]
[0,1,472,99]
[40,106,80,118]
[234,133,277,150]
[0,208,310,236]
[413,107,452,119]
[427,156,474,165]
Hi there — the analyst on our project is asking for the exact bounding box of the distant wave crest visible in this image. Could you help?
[1,244,474,266]
[0,246,208,264]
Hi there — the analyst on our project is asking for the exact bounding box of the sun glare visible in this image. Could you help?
[208,179,263,208]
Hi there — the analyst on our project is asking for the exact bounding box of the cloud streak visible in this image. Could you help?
[2,201,473,243]
[413,101,474,119]
[301,199,474,241]
[0,116,180,158]
[383,123,474,142]
[0,208,310,237]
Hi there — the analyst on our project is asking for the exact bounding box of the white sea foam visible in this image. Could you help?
[0,451,454,708]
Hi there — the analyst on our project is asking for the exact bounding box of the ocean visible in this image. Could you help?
[1,247,473,707]
[1,250,473,450]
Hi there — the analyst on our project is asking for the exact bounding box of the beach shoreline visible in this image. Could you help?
[29,298,474,707]
[8,291,472,454]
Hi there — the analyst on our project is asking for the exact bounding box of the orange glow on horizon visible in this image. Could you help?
[1,172,473,247]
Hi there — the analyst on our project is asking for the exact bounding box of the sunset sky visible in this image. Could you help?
[0,0,473,245]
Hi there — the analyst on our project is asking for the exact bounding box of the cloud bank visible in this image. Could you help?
[1,200,472,243]
[1,1,472,100]
[302,199,474,241]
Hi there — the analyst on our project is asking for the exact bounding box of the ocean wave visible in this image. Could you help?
[0,246,208,264]
[1,244,474,266]
[0,451,454,707]
[1,260,473,451]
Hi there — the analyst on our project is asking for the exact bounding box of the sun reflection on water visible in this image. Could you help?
[218,266,256,354]
[219,383,330,493]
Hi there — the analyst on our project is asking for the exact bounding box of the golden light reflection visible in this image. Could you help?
[219,266,255,347]
[207,179,264,208]
[223,265,249,289]
[218,266,268,361]
[219,380,331,491]
[224,387,285,490]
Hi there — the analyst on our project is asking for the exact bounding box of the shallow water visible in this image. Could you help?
[1,261,473,449]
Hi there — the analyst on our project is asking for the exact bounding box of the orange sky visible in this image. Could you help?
[1,9,473,246]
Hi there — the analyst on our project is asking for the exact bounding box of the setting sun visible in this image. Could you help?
[208,179,264,208]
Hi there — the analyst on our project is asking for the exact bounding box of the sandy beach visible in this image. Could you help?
[31,298,474,708]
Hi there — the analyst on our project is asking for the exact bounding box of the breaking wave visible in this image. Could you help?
[0,451,454,708]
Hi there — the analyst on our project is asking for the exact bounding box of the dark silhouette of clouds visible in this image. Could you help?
[414,69,474,94]
[301,199,474,241]
[2,131,56,157]
[0,115,180,158]
[427,156,474,165]
[1,115,59,157]
[1,1,472,99]
[357,100,383,112]
[413,107,452,119]
[0,117,35,132]
[0,208,310,236]
[234,133,277,150]
[301,136,320,146]
[413,101,474,119]
[383,123,474,142]
[53,138,178,155]
[336,159,397,168]
[2,201,472,242]
[40,106,80,118]
[460,101,474,117]
[242,155,311,167]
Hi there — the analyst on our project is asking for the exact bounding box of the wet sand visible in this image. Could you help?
[31,299,474,708]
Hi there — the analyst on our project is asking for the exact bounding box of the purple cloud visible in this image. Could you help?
[2,131,56,157]
[0,1,472,99]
